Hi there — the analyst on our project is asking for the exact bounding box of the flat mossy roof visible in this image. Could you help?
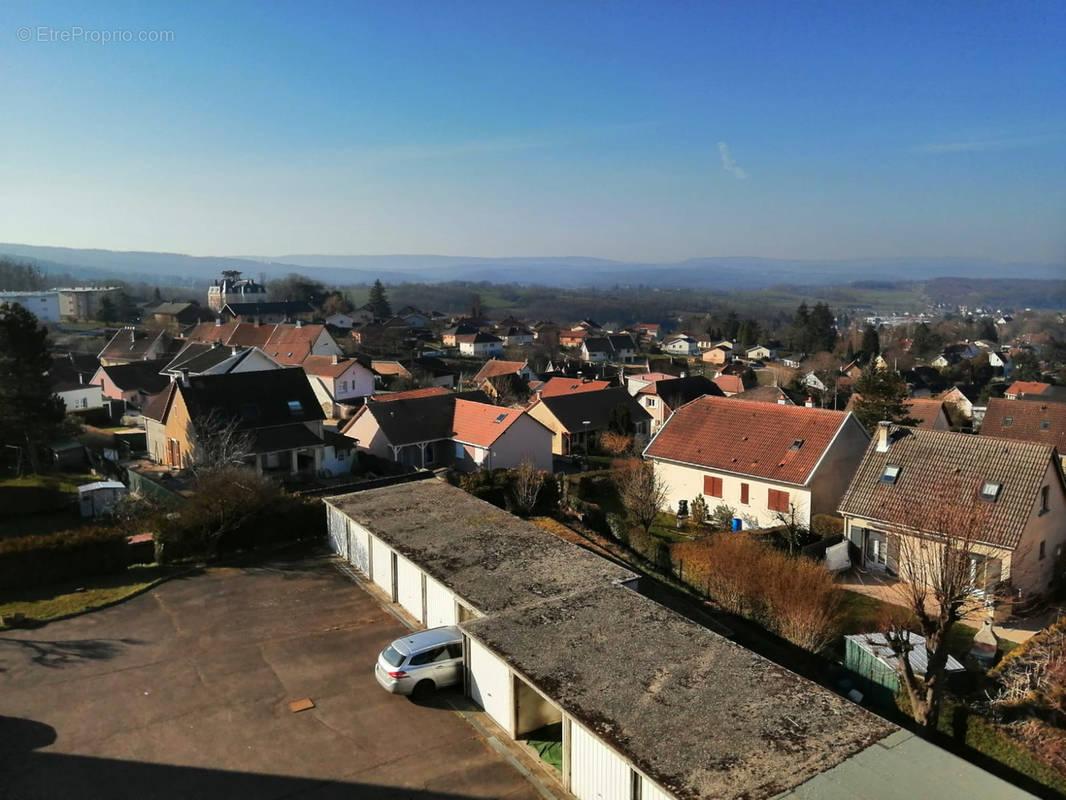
[326,479,636,615]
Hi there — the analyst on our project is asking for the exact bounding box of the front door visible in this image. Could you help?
[866,530,889,570]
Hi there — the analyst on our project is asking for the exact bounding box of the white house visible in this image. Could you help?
[745,344,774,360]
[643,395,870,529]
[457,332,504,357]
[663,336,700,356]
[302,354,377,418]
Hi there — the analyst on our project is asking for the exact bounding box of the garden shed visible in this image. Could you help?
[845,631,965,707]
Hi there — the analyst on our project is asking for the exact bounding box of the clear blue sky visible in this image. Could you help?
[1,0,1063,263]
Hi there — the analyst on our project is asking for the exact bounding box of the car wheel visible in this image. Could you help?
[412,679,435,699]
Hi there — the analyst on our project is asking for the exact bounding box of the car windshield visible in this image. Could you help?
[382,645,405,667]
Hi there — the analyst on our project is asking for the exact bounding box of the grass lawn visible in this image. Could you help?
[0,472,96,493]
[0,564,173,627]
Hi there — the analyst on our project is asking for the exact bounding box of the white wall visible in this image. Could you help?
[425,576,457,628]
[396,555,424,622]
[0,292,60,322]
[371,537,393,596]
[653,459,813,528]
[58,385,105,411]
[570,721,632,800]
[468,637,513,734]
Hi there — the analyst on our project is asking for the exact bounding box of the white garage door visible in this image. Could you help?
[641,776,673,800]
[396,555,423,622]
[425,576,456,628]
[327,506,348,560]
[570,721,631,800]
[349,524,370,574]
[468,638,511,733]
[371,537,393,596]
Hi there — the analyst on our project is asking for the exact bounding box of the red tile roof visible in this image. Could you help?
[302,355,365,378]
[1006,381,1052,398]
[902,398,948,429]
[980,397,1066,451]
[538,377,611,397]
[185,321,328,365]
[712,375,746,395]
[644,395,859,485]
[473,359,527,383]
[451,399,525,447]
[372,387,452,402]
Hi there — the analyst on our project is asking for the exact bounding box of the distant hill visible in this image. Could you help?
[0,242,1061,293]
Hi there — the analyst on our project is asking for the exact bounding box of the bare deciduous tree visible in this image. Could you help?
[511,458,545,516]
[615,460,668,535]
[881,488,996,730]
[187,412,254,477]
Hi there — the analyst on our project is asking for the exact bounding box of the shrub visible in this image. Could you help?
[0,525,130,590]
[671,533,843,654]
[811,514,845,538]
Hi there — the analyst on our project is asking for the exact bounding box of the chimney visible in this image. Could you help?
[680,371,686,378]
[777,396,786,405]
[129,328,136,343]
[211,339,220,349]
[876,420,891,452]
[295,319,303,328]
[231,345,239,356]
[215,318,222,327]
[331,354,339,365]
[805,396,814,408]
[179,368,190,387]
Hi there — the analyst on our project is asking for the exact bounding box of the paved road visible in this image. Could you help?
[0,548,543,799]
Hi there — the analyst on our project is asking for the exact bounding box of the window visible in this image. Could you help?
[979,481,1002,501]
[1040,540,1046,561]
[340,380,347,393]
[445,643,463,659]
[1041,420,1051,430]
[790,439,804,450]
[646,397,657,407]
[704,475,723,498]
[1003,417,1013,427]
[408,647,444,666]
[287,400,303,416]
[740,482,749,505]
[493,413,508,424]
[880,464,901,484]
[1041,485,1050,513]
[455,442,465,459]
[768,488,790,513]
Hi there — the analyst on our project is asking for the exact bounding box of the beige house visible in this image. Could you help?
[341,390,552,472]
[839,424,1066,604]
[527,387,651,456]
[643,396,869,529]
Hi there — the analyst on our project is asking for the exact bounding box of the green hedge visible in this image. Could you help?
[0,526,129,590]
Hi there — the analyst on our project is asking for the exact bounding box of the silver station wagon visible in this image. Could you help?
[375,626,464,698]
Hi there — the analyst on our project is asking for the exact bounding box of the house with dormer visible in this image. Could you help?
[839,425,1066,603]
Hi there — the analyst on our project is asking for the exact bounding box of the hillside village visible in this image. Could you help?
[3,270,1066,798]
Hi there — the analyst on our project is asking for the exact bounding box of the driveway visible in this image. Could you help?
[0,547,544,799]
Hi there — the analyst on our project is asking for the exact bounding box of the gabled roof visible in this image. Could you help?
[176,368,325,431]
[48,353,100,392]
[452,399,528,447]
[644,396,860,486]
[534,387,651,433]
[370,360,411,377]
[838,426,1061,549]
[472,359,527,383]
[538,377,611,397]
[712,374,747,394]
[97,359,171,394]
[636,376,723,412]
[152,302,195,316]
[456,332,502,345]
[140,382,176,422]
[342,390,490,445]
[730,385,796,405]
[1006,380,1053,398]
[98,327,173,362]
[184,321,331,365]
[903,397,949,429]
[221,300,314,315]
[371,387,452,402]
[302,355,371,379]
[980,397,1066,452]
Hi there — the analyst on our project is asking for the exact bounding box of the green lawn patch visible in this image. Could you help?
[0,563,173,627]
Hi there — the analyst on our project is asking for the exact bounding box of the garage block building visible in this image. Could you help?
[325,480,1028,800]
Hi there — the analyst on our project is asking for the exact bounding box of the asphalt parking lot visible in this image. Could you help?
[0,547,545,799]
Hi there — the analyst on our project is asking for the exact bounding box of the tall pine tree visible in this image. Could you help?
[367,279,392,319]
[0,304,67,473]
[851,367,915,433]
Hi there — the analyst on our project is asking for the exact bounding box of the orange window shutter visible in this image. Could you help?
[740,483,749,504]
